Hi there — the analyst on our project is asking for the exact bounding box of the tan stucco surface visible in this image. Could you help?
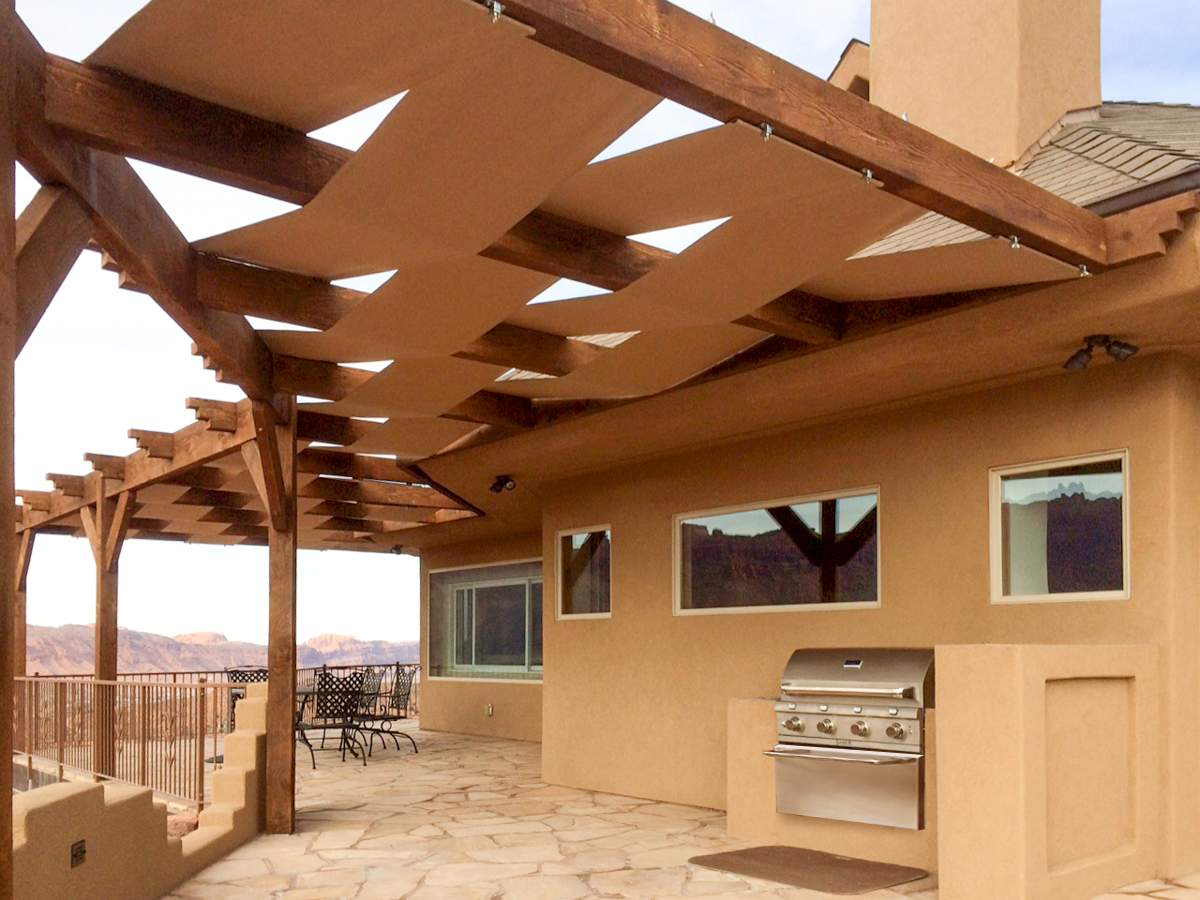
[12,683,269,900]
[870,0,1102,165]
[419,532,544,743]
[525,353,1200,880]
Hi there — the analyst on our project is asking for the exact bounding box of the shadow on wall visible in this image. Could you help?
[12,683,269,900]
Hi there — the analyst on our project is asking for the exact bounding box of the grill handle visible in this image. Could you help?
[781,685,914,699]
[764,746,915,766]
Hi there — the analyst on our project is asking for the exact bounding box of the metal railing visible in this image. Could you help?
[14,677,236,809]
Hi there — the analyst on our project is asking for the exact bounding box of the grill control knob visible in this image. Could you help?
[850,720,870,738]
[816,718,835,735]
[886,722,906,740]
[783,717,804,733]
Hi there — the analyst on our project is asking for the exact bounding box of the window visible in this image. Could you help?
[557,527,611,617]
[991,452,1128,603]
[428,560,542,678]
[675,489,879,613]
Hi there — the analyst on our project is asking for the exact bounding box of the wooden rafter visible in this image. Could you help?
[243,400,290,531]
[14,21,275,399]
[496,0,1108,268]
[195,254,360,330]
[297,449,412,482]
[15,185,90,354]
[298,477,463,509]
[733,291,843,344]
[295,410,377,446]
[454,322,608,377]
[1104,191,1200,266]
[273,356,374,402]
[444,391,537,429]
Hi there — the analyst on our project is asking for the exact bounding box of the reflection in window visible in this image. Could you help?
[429,561,542,678]
[998,456,1124,598]
[679,492,878,610]
[559,529,611,615]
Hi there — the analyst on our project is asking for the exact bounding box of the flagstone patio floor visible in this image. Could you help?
[162,725,1200,900]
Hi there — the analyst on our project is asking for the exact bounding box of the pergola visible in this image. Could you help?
[1,0,1196,893]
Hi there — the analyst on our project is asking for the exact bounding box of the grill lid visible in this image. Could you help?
[780,648,935,709]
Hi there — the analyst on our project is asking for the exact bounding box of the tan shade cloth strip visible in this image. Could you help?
[316,357,506,419]
[490,324,763,399]
[805,238,1080,302]
[341,418,484,459]
[88,0,534,132]
[197,38,657,279]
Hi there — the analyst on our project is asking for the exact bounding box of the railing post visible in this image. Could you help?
[55,680,65,781]
[196,678,206,810]
[139,683,149,786]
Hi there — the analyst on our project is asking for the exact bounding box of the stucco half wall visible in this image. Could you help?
[536,352,1200,876]
[420,532,544,743]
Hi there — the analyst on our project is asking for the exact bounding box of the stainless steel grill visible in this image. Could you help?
[766,648,935,830]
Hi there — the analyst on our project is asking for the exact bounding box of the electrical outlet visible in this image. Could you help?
[486,703,494,716]
[70,839,86,868]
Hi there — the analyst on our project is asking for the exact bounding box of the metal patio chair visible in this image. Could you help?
[296,668,369,765]
[352,663,418,754]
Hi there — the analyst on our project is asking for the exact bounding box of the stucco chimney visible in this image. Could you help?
[869,0,1101,166]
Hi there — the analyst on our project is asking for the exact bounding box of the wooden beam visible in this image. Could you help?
[297,449,413,482]
[296,410,377,446]
[200,507,266,526]
[454,322,608,377]
[497,0,1108,268]
[266,396,298,834]
[15,185,90,353]
[733,290,843,344]
[299,477,463,509]
[311,517,417,535]
[42,53,347,205]
[186,397,239,433]
[443,390,536,429]
[84,453,125,480]
[304,500,444,523]
[127,428,174,459]
[14,21,275,399]
[480,209,673,291]
[1104,191,1200,266]
[243,400,289,531]
[46,473,86,497]
[0,2,15,873]
[171,487,254,509]
[196,254,360,330]
[103,490,134,572]
[273,356,374,402]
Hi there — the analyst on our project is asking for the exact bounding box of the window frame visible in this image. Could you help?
[555,524,613,620]
[672,486,882,617]
[989,450,1130,605]
[427,558,543,681]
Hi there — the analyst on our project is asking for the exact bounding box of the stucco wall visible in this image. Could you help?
[420,532,544,742]
[536,353,1200,875]
[13,682,269,900]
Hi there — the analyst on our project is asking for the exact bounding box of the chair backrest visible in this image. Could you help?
[313,670,364,722]
[226,666,269,684]
[387,664,417,716]
[358,666,384,716]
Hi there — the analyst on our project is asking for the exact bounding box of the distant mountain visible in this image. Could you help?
[24,624,419,676]
[1008,481,1120,505]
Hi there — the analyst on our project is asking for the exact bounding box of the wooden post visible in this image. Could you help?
[80,485,133,775]
[1,0,18,890]
[13,531,33,749]
[264,397,298,833]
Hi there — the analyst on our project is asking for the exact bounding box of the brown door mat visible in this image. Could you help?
[689,845,928,895]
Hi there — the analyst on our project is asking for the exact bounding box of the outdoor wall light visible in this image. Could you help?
[490,475,516,493]
[1063,334,1140,371]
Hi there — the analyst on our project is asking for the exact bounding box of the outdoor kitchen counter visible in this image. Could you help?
[727,696,938,872]
[728,644,1162,900]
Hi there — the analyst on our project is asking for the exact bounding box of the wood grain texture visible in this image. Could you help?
[196,254,361,330]
[443,390,537,429]
[14,22,275,399]
[498,0,1108,267]
[273,356,374,402]
[14,185,90,353]
[1104,191,1200,266]
[295,410,377,446]
[454,322,608,377]
[266,396,297,834]
[44,53,347,205]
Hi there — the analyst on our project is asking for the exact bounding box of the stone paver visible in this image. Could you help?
[161,724,1200,900]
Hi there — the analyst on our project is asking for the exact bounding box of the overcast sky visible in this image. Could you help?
[13,0,1199,646]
